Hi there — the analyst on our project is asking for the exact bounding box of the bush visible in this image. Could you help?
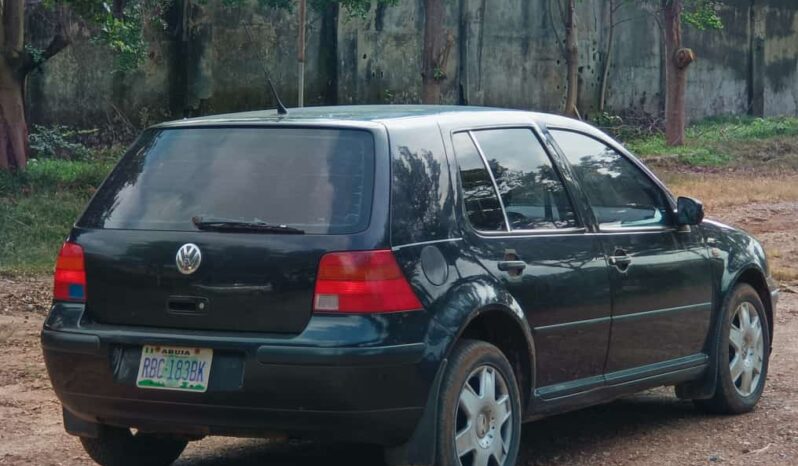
[29,125,95,160]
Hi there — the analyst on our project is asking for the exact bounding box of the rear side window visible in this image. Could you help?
[452,133,506,231]
[550,130,671,229]
[471,128,578,230]
[79,128,375,234]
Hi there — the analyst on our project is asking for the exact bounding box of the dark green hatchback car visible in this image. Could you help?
[41,106,778,466]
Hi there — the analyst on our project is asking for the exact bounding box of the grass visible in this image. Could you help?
[0,158,116,274]
[1,116,797,275]
[660,172,798,211]
[627,115,798,168]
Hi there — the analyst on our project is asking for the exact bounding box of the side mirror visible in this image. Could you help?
[676,196,704,226]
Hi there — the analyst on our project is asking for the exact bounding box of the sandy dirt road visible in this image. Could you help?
[1,203,797,466]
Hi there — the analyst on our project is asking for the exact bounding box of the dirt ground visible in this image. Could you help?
[1,202,797,466]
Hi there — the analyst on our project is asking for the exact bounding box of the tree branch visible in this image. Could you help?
[21,31,71,77]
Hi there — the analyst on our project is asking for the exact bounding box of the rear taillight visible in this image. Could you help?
[53,242,86,303]
[313,250,423,314]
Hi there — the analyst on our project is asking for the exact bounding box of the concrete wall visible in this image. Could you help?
[26,0,798,129]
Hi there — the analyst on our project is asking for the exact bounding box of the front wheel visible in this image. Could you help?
[437,340,522,466]
[695,283,770,414]
[80,426,188,466]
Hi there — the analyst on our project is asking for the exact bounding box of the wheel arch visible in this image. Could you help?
[441,299,536,411]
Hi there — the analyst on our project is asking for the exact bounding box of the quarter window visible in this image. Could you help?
[452,133,506,232]
[550,130,671,229]
[471,129,578,230]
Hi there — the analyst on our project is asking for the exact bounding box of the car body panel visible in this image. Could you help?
[40,106,776,465]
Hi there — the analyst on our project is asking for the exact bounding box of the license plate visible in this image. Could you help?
[136,345,213,393]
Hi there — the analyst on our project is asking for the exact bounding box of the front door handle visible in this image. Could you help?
[498,260,527,272]
[609,249,632,270]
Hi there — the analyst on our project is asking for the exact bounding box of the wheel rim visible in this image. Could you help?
[729,301,765,397]
[455,365,513,466]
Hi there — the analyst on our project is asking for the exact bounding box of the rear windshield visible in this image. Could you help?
[79,127,375,234]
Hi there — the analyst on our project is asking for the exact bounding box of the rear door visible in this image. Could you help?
[75,126,386,334]
[450,126,612,394]
[549,129,713,374]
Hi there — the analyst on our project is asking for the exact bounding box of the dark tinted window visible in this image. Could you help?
[80,128,375,234]
[472,128,577,230]
[452,133,506,231]
[550,130,670,229]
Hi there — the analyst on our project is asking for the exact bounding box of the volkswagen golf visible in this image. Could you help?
[41,106,778,466]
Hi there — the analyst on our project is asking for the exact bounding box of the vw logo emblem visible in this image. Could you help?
[176,243,202,275]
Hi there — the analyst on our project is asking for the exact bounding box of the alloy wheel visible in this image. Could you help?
[455,365,514,466]
[729,301,765,397]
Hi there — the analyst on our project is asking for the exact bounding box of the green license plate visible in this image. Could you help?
[136,345,213,393]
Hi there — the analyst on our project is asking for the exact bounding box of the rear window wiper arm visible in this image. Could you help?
[192,216,305,234]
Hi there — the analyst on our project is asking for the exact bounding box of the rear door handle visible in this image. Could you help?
[609,249,632,270]
[498,261,527,272]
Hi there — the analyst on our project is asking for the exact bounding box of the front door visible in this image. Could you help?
[450,127,612,394]
[549,129,714,374]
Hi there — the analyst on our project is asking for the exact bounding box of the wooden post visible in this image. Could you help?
[298,0,306,107]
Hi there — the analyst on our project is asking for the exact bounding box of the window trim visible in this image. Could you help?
[467,131,512,232]
[450,125,586,237]
[546,127,678,234]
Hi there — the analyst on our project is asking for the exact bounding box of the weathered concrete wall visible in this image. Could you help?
[763,0,798,116]
[25,0,798,129]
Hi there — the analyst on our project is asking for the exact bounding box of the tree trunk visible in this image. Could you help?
[0,0,28,170]
[421,0,445,104]
[563,0,579,117]
[0,59,27,171]
[598,0,615,113]
[663,0,694,146]
[0,0,71,171]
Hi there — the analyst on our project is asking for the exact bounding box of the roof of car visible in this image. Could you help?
[154,105,592,133]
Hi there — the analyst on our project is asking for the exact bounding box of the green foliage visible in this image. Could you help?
[24,45,46,67]
[41,0,397,74]
[0,159,116,197]
[254,0,397,18]
[0,191,90,273]
[0,157,118,273]
[28,125,95,161]
[626,116,798,167]
[91,2,146,71]
[682,0,723,30]
[50,0,173,72]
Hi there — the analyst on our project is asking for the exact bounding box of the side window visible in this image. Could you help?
[550,130,671,229]
[452,133,506,232]
[472,128,578,230]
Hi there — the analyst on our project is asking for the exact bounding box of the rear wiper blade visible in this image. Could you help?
[192,216,305,234]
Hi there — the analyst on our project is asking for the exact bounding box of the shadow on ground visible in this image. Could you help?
[176,390,712,465]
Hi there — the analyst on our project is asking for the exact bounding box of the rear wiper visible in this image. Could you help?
[192,216,305,234]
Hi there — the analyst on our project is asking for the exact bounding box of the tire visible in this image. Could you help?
[437,339,522,466]
[695,283,770,414]
[80,427,188,466]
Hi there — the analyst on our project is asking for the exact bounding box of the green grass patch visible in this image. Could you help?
[626,116,798,167]
[0,159,116,274]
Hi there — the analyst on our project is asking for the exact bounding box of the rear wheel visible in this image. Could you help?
[437,340,522,466]
[80,427,188,466]
[695,284,770,414]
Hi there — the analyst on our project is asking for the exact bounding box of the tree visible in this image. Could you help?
[421,0,453,104]
[0,0,150,171]
[0,1,71,171]
[563,0,578,117]
[598,0,641,113]
[550,0,579,118]
[656,0,722,146]
[0,0,397,171]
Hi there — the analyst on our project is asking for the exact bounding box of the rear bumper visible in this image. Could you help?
[41,307,437,446]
